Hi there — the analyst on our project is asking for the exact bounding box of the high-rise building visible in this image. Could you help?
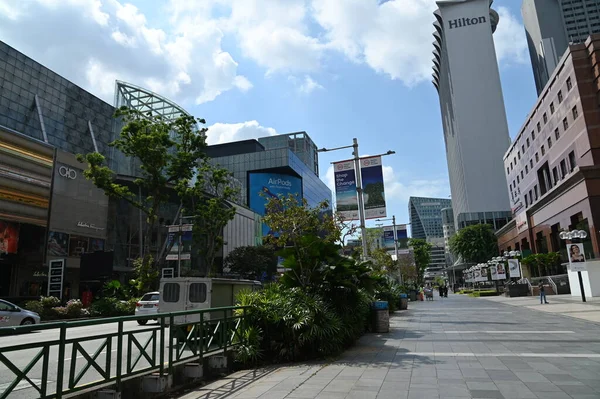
[409,197,452,280]
[432,0,512,231]
[522,0,600,96]
[441,207,456,265]
[409,197,451,240]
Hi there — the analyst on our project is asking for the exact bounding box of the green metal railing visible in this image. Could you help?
[0,305,249,399]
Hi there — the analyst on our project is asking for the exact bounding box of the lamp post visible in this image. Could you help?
[318,139,395,260]
[559,229,588,302]
[375,216,408,284]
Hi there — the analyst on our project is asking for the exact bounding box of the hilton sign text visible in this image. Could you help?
[448,16,487,29]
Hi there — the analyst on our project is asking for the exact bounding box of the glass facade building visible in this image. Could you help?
[409,196,452,240]
[207,135,332,218]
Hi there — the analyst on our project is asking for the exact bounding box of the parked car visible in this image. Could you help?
[135,291,159,325]
[0,299,41,327]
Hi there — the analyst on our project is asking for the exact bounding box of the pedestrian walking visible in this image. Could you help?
[539,281,549,304]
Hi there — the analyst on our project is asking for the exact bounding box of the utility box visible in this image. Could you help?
[158,278,261,325]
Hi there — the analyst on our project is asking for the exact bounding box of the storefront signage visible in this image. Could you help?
[58,165,77,180]
[47,259,65,299]
[162,268,174,279]
[77,221,105,231]
[33,271,48,277]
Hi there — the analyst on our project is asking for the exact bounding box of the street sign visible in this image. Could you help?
[47,259,65,299]
[166,253,191,261]
[168,224,193,233]
[162,268,175,279]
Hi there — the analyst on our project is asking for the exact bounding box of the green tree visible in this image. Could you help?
[224,245,278,280]
[180,164,239,275]
[449,224,498,264]
[78,107,208,284]
[408,238,431,285]
[370,247,397,274]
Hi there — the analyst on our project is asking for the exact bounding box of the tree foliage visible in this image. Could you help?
[408,238,431,285]
[449,224,498,264]
[521,252,563,277]
[370,248,397,274]
[224,245,278,280]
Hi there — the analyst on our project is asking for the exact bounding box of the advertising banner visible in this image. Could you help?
[478,267,488,282]
[508,259,520,278]
[360,156,386,219]
[248,172,303,236]
[69,235,89,257]
[381,225,409,250]
[333,160,359,220]
[48,231,69,257]
[496,263,507,280]
[166,224,193,261]
[490,265,498,280]
[473,269,481,282]
[48,259,65,299]
[567,242,587,272]
[0,220,20,254]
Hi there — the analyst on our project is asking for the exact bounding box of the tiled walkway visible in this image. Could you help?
[175,294,600,399]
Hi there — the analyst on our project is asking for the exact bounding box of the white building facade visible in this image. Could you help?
[432,0,512,231]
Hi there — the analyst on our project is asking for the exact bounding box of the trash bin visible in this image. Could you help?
[371,301,389,333]
[399,294,408,310]
[409,290,417,302]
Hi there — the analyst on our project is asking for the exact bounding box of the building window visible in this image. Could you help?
[530,159,533,168]
[518,151,521,160]
[569,150,576,171]
[534,185,538,200]
[529,190,533,204]
[558,90,563,103]
[517,175,520,183]
[506,167,509,175]
[572,105,578,119]
[521,170,524,179]
[543,113,548,123]
[560,159,567,178]
[547,136,552,148]
[535,152,539,162]
[550,102,555,114]
[532,131,535,140]
[552,167,559,184]
[555,127,560,140]
[527,138,530,147]
[537,122,541,132]
[525,165,529,174]
[563,117,569,130]
[541,145,545,156]
[521,144,525,153]
[567,77,573,91]
[525,195,529,207]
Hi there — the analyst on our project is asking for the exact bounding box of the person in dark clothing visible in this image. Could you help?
[539,281,549,304]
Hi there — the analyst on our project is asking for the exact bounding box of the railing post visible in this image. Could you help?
[159,315,165,376]
[116,320,123,392]
[223,309,228,354]
[169,314,174,376]
[199,311,204,360]
[55,323,67,399]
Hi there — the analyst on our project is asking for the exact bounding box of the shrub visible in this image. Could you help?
[40,296,61,309]
[89,298,135,317]
[236,284,346,364]
[66,299,83,318]
[469,290,499,297]
[24,300,43,315]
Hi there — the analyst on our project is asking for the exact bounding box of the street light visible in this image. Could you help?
[375,216,406,284]
[560,229,588,302]
[318,139,395,260]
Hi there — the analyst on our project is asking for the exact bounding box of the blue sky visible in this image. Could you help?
[0,0,538,233]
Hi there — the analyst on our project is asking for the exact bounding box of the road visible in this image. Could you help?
[174,293,600,399]
[0,320,170,399]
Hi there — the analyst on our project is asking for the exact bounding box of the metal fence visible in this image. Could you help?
[0,306,249,399]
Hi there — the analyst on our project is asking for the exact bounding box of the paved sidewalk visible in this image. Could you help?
[481,294,600,323]
[175,294,600,399]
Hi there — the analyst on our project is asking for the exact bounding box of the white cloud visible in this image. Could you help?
[206,120,277,145]
[494,7,529,66]
[298,75,324,94]
[0,0,250,105]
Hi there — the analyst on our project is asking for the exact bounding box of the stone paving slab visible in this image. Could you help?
[175,294,600,399]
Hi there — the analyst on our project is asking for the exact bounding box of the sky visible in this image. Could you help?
[0,0,538,234]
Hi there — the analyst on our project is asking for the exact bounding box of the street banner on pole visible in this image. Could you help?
[567,242,587,272]
[360,156,386,219]
[333,160,359,220]
[497,263,507,280]
[490,265,498,280]
[478,267,488,282]
[507,259,520,278]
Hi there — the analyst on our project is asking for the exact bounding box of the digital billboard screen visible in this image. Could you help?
[248,172,302,236]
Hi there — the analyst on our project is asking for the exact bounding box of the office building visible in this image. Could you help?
[497,34,600,276]
[205,134,332,235]
[408,196,452,279]
[441,207,456,265]
[0,40,260,298]
[522,0,600,95]
[432,0,512,231]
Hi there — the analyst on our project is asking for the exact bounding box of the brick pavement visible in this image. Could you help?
[175,293,600,399]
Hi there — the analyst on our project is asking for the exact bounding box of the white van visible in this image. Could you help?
[158,277,260,324]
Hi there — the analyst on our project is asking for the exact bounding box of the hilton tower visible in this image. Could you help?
[432,0,512,231]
